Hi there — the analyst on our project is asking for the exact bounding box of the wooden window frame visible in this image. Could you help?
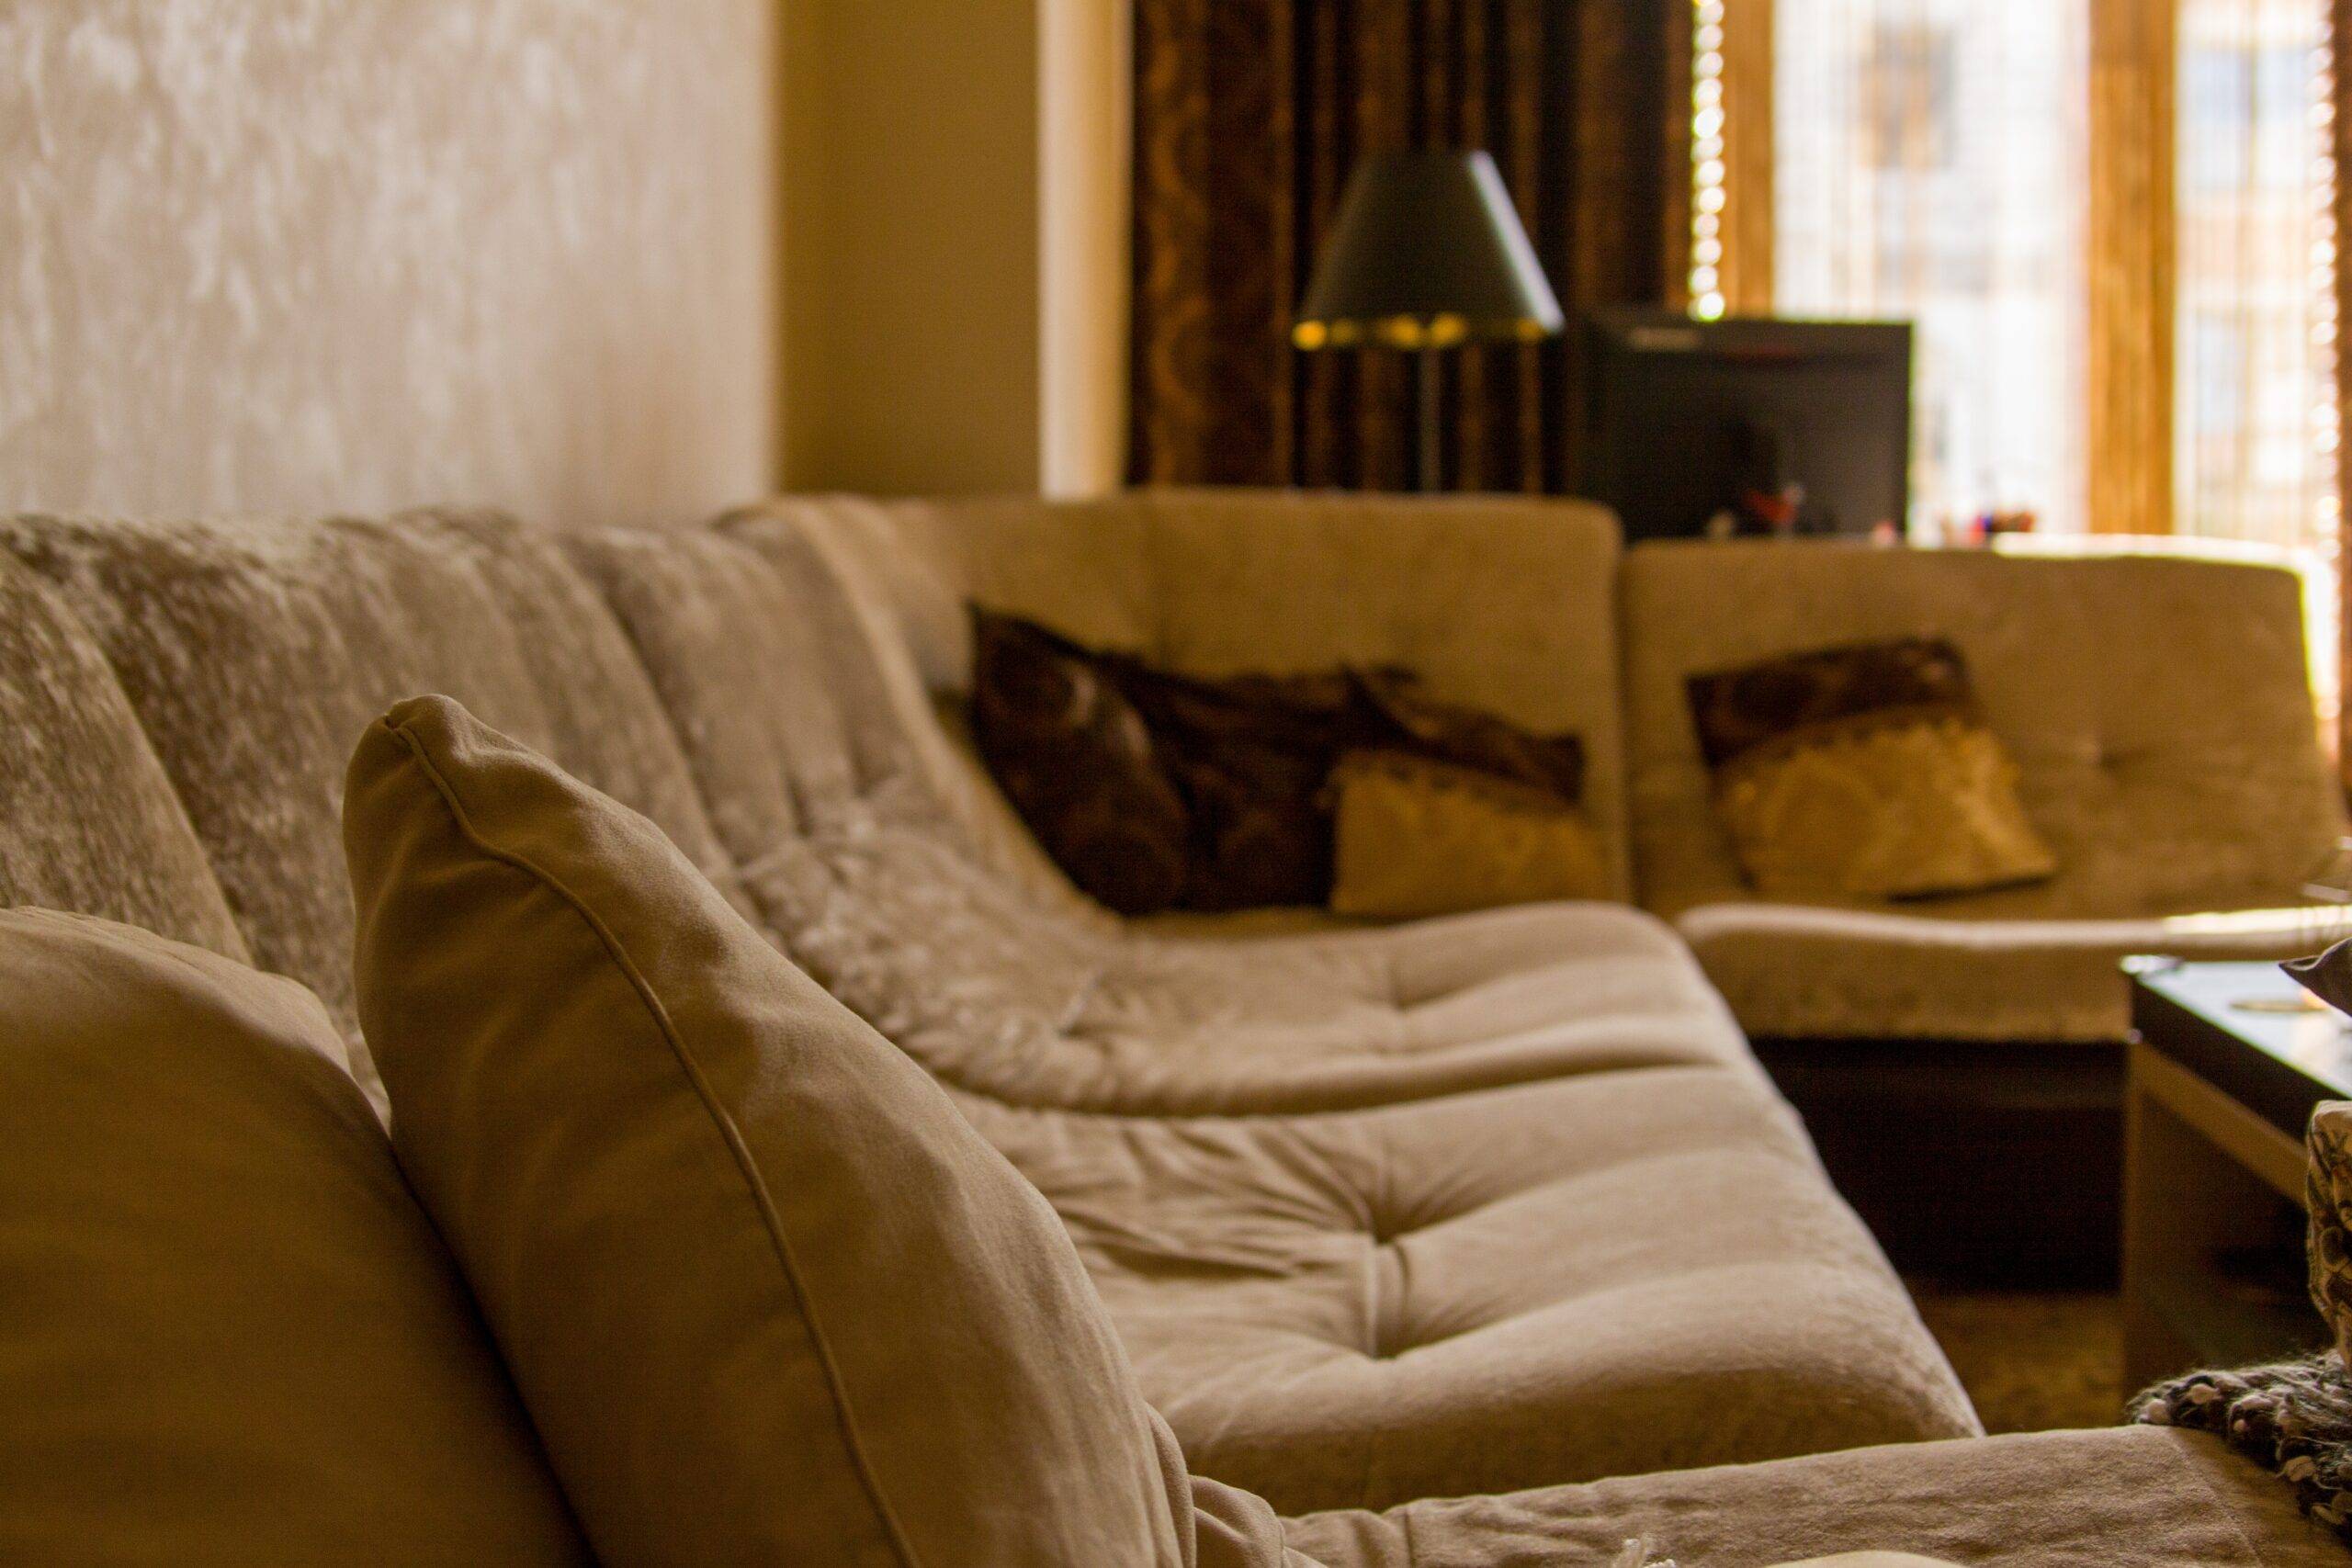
[2090,0,2178,536]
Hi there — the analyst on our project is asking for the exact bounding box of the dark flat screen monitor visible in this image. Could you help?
[1579,310,1912,542]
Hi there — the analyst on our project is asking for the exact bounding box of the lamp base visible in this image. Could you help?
[1417,346,1442,493]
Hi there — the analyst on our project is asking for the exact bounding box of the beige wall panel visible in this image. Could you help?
[780,1,1044,496]
[1040,0,1130,497]
[0,1,775,529]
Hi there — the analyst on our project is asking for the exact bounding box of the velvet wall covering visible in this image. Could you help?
[0,2,773,529]
[1128,0,1687,493]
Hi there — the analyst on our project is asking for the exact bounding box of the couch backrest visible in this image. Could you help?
[1620,539,2349,918]
[0,510,744,1106]
[0,561,250,961]
[780,487,1635,898]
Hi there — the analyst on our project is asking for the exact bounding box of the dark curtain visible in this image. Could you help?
[1128,0,1690,493]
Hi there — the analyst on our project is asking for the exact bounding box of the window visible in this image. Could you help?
[1769,0,2091,537]
[2175,0,2339,556]
[1704,0,2340,566]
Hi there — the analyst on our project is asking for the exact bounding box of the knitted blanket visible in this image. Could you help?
[2136,1355,2352,1537]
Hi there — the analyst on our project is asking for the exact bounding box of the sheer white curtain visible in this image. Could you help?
[1773,0,2092,537]
[2175,0,2340,556]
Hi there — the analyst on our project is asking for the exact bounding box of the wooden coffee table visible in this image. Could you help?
[2122,957,2346,1390]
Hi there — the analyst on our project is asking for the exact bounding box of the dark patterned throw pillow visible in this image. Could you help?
[967,612,1191,914]
[968,608,1586,914]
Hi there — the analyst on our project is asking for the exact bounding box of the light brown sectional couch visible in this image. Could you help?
[783,488,2349,1044]
[0,491,2342,1562]
[783,487,2352,1280]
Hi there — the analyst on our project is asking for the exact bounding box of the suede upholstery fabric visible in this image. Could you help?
[1623,540,2350,1041]
[1280,1427,2348,1568]
[0,500,2341,1551]
[0,509,745,1109]
[344,696,1188,1567]
[7,499,2352,1556]
[0,909,589,1566]
[797,494,2348,1044]
[0,563,247,959]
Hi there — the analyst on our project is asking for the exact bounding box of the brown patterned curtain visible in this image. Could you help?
[1128,0,1690,493]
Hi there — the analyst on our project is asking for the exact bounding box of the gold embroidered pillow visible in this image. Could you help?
[1687,637,2055,900]
[1328,750,1611,920]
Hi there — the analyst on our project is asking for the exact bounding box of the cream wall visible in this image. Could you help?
[780,1,1128,497]
[1039,0,1131,497]
[0,2,775,529]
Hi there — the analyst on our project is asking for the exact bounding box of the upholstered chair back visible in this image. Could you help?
[1620,539,2348,921]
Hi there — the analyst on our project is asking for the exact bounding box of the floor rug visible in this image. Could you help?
[1905,1283,2124,1433]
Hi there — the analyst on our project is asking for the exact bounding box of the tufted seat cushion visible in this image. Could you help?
[775,831,1762,1114]
[1621,540,2350,1042]
[965,1066,1975,1513]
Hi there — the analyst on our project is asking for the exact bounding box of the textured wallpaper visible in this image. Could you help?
[0,1,773,528]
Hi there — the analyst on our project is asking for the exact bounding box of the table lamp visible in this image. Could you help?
[1293,148,1564,491]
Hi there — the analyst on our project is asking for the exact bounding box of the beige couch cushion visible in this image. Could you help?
[1623,541,2349,1039]
[344,696,1187,1566]
[0,563,246,960]
[971,1059,1975,1513]
[1678,902,2352,1043]
[1280,1426,2346,1567]
[0,510,744,1108]
[0,909,589,1565]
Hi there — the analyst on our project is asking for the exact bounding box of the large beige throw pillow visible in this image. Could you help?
[0,908,590,1566]
[343,695,1187,1567]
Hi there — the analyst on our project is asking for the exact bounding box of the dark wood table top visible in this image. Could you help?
[2129,958,2352,1138]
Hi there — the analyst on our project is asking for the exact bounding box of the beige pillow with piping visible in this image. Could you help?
[343,695,1188,1567]
[0,908,589,1566]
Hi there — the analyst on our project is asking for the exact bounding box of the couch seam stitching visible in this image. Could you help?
[2154,1429,2287,1565]
[382,716,924,1568]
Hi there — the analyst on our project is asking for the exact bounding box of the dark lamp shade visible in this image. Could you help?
[1293,149,1564,351]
